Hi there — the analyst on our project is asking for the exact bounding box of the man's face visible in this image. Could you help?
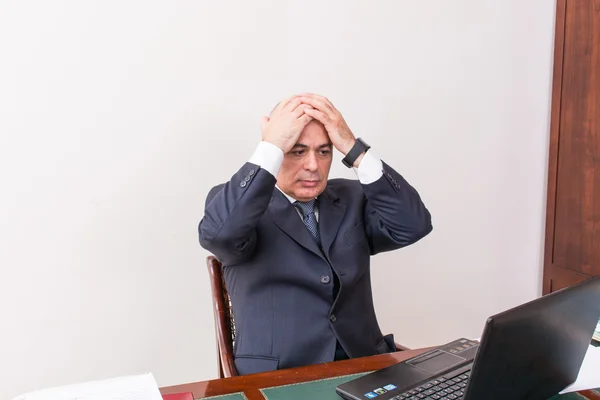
[277,120,333,202]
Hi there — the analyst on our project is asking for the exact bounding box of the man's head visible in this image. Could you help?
[276,120,333,202]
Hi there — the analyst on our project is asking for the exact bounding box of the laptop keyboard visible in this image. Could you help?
[390,370,470,400]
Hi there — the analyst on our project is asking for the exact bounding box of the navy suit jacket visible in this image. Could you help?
[198,160,432,375]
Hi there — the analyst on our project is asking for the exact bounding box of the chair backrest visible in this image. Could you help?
[206,255,238,377]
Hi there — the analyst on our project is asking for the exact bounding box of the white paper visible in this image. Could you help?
[10,373,163,400]
[560,345,600,394]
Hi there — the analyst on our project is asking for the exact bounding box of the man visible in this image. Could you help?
[198,93,432,375]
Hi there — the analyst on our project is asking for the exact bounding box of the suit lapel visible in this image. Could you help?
[318,187,347,259]
[268,190,325,260]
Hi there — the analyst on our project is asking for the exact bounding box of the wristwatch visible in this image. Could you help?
[342,138,371,168]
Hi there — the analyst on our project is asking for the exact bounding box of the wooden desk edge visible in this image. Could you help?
[160,347,434,398]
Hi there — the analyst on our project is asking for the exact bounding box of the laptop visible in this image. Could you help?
[336,276,600,400]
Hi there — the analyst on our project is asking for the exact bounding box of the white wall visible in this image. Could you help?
[0,1,556,398]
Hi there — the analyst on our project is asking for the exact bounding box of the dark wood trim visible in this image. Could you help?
[543,0,567,295]
[160,347,433,399]
[548,265,591,292]
[580,389,600,399]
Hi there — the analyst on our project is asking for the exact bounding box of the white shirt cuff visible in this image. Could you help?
[353,150,383,184]
[248,141,284,178]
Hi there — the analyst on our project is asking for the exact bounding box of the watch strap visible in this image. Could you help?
[342,138,371,168]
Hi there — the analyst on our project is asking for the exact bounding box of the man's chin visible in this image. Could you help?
[293,185,326,201]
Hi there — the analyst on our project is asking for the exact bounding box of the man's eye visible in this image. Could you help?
[319,150,331,156]
[294,150,305,156]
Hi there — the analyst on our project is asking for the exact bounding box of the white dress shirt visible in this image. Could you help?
[248,141,384,220]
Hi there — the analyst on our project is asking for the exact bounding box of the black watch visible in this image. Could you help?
[342,138,371,168]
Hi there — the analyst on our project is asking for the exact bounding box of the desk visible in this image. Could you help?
[160,348,600,400]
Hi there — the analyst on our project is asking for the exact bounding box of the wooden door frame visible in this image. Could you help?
[542,0,567,295]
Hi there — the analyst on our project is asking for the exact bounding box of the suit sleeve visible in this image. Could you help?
[362,160,433,255]
[198,162,276,265]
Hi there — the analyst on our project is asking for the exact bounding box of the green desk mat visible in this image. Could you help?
[197,393,246,400]
[259,372,599,400]
[261,373,369,400]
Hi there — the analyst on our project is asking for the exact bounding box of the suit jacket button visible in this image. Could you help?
[240,181,247,188]
[249,169,255,176]
[321,275,330,284]
[330,314,337,322]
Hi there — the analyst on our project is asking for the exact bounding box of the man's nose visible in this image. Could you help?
[304,151,318,171]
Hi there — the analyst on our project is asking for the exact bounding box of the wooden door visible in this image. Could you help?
[543,0,600,294]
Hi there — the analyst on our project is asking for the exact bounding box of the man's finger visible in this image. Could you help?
[299,92,322,99]
[300,92,336,109]
[298,114,313,126]
[283,97,303,113]
[300,96,335,116]
[304,107,330,124]
[274,95,299,114]
[292,104,313,118]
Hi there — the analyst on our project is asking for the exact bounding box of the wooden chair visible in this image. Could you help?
[206,255,409,378]
[207,255,238,378]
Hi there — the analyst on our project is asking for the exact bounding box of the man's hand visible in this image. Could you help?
[261,96,313,153]
[300,93,357,156]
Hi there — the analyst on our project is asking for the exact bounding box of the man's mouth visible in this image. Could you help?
[299,180,320,187]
